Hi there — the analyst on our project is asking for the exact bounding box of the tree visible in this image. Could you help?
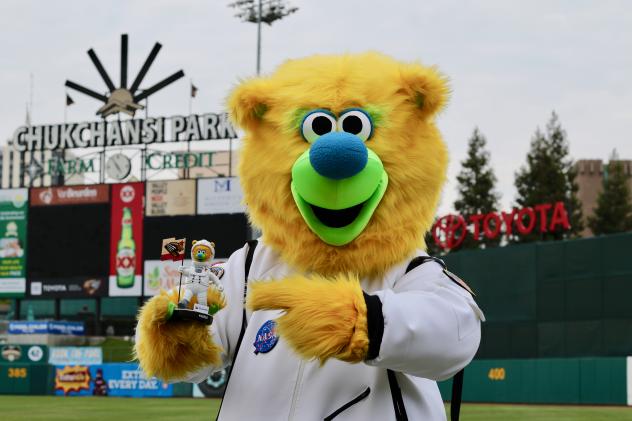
[453,128,500,250]
[588,160,632,235]
[513,112,583,242]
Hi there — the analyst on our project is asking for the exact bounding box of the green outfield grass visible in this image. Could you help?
[451,403,632,421]
[1,396,632,420]
[0,395,220,421]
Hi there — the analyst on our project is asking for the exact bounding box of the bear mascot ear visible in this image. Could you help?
[398,62,450,120]
[227,77,273,131]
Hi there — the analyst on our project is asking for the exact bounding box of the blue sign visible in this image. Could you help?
[9,321,84,335]
[54,363,173,397]
[49,347,103,365]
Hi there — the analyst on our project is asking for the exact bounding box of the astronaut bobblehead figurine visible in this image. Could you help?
[177,240,222,312]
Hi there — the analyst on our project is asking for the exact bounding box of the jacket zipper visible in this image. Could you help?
[287,360,305,421]
[324,387,371,421]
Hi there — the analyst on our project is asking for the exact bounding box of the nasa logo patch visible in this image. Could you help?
[254,320,279,354]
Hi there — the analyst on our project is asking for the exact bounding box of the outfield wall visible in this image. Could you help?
[438,357,630,405]
[443,233,632,359]
[2,352,632,406]
[0,343,205,398]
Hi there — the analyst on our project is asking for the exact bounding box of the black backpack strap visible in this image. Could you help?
[386,255,466,421]
[407,255,475,297]
[386,369,408,421]
[241,239,258,306]
[216,240,258,420]
[405,255,446,273]
[450,368,464,421]
[233,239,258,359]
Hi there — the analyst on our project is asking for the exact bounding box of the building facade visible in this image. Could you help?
[576,159,632,236]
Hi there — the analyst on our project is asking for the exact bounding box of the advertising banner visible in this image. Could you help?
[109,183,144,296]
[0,189,28,297]
[30,185,109,206]
[146,180,196,217]
[9,321,84,335]
[197,177,244,215]
[29,277,107,298]
[432,202,571,250]
[49,347,103,365]
[143,259,192,296]
[54,363,173,397]
[0,344,47,363]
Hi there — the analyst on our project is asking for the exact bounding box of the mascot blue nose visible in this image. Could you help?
[309,132,368,180]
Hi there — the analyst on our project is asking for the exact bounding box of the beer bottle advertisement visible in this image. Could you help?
[109,183,144,296]
[0,189,28,297]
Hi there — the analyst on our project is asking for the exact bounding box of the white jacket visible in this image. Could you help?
[183,242,484,421]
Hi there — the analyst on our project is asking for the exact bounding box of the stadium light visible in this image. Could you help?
[229,0,298,75]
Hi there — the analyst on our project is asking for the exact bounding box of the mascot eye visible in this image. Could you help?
[301,110,337,143]
[338,109,373,141]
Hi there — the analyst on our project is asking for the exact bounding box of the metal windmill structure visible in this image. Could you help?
[229,0,298,74]
[65,34,185,118]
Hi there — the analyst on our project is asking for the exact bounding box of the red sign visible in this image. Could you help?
[432,201,571,250]
[30,185,109,206]
[55,365,91,395]
[109,183,144,296]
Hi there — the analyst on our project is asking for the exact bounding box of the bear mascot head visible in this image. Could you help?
[230,52,449,278]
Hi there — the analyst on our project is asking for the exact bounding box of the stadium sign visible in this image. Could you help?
[30,185,109,206]
[12,113,237,152]
[7,34,240,187]
[12,34,241,152]
[41,150,216,178]
[46,157,97,176]
[432,201,571,250]
[145,151,215,170]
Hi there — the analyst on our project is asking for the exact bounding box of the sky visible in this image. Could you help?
[0,0,630,214]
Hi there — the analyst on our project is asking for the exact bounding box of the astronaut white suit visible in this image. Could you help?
[178,239,222,309]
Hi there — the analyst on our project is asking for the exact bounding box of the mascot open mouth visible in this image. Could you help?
[291,149,388,246]
[310,203,364,228]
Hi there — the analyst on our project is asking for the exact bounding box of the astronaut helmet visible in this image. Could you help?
[191,239,215,268]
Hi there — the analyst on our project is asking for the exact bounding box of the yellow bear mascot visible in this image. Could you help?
[135,52,483,421]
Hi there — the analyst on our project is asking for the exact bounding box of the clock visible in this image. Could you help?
[106,153,132,180]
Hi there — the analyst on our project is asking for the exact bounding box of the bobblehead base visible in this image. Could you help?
[166,301,213,325]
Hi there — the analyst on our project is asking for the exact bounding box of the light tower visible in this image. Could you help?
[229,0,298,75]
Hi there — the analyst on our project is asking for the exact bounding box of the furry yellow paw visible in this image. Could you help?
[134,289,224,382]
[247,274,369,363]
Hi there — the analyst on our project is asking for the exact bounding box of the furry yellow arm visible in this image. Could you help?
[134,288,225,382]
[247,274,369,363]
